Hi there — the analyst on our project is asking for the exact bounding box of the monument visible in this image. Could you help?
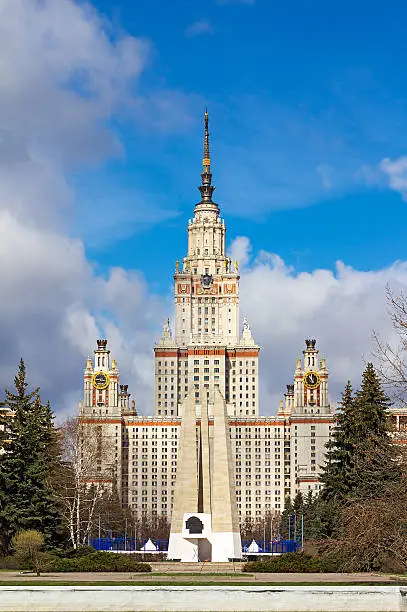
[167,388,242,562]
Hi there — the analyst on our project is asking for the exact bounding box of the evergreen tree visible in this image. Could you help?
[292,491,304,513]
[0,360,61,548]
[320,381,357,501]
[351,362,400,499]
[0,405,9,447]
[279,496,294,539]
[320,364,398,504]
[302,492,341,540]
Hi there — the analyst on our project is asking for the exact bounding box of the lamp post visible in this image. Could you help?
[294,511,297,542]
[263,520,266,553]
[288,514,292,541]
[270,516,273,556]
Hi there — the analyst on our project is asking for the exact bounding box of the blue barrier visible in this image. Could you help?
[242,539,300,554]
[92,537,168,552]
[91,537,299,554]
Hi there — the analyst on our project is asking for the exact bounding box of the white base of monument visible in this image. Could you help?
[167,533,200,562]
[168,513,242,562]
[211,531,242,562]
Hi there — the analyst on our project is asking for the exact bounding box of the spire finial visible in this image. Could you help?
[197,110,217,207]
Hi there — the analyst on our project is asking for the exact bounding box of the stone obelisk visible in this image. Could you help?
[211,387,242,561]
[167,388,242,562]
[167,392,199,561]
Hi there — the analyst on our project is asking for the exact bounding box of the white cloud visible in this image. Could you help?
[380,156,407,201]
[0,210,164,419]
[185,20,214,37]
[0,0,165,418]
[228,236,252,269]
[316,163,334,190]
[231,237,406,414]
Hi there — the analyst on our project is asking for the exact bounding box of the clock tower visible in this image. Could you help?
[293,339,329,414]
[289,339,332,497]
[154,112,260,418]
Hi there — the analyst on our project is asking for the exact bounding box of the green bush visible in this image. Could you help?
[57,546,95,559]
[0,555,22,570]
[243,552,338,573]
[48,552,151,573]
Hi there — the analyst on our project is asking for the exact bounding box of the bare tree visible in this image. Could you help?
[53,418,111,548]
[373,287,407,407]
[131,513,171,542]
[320,443,407,572]
[240,511,281,542]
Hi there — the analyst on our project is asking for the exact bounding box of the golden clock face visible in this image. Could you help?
[92,371,110,390]
[303,371,321,389]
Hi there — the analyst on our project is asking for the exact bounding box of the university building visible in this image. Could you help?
[78,113,336,521]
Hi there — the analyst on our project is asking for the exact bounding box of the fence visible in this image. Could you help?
[92,537,168,552]
[91,537,299,554]
[242,539,300,554]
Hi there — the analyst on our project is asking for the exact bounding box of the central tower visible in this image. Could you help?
[154,112,260,418]
[174,110,239,347]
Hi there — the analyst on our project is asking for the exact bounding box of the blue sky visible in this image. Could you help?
[2,0,407,416]
[68,0,407,294]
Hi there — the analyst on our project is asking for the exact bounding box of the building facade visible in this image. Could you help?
[78,113,336,520]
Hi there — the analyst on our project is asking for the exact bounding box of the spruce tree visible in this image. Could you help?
[320,364,398,503]
[0,405,9,447]
[351,362,399,499]
[0,360,61,548]
[320,381,357,501]
[279,496,294,539]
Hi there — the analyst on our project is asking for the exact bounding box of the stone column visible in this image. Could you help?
[167,392,199,560]
[211,387,242,561]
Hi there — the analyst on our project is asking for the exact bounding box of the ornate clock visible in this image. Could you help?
[92,371,110,390]
[303,371,321,389]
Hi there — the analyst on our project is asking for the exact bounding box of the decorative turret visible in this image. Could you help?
[156,317,175,347]
[284,383,294,412]
[94,339,110,371]
[303,338,318,371]
[119,384,130,410]
[240,316,256,346]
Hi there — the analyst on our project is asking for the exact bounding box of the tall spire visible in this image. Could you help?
[203,109,210,169]
[197,109,217,207]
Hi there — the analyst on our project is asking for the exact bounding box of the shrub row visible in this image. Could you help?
[47,552,151,572]
[243,552,338,573]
